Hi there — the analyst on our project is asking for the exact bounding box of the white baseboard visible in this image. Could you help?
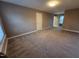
[7,27,50,40]
[7,30,38,40]
[62,29,79,33]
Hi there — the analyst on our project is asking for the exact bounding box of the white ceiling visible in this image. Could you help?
[1,0,79,14]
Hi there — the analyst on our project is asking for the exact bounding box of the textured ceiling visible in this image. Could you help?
[1,0,79,14]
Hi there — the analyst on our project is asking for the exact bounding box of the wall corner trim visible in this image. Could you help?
[7,30,38,40]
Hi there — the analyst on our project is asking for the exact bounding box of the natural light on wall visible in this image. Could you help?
[47,0,59,7]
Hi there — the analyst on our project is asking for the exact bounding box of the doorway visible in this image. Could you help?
[36,12,43,30]
[53,15,64,31]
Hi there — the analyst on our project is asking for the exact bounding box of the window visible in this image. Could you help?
[0,21,5,43]
[59,16,64,24]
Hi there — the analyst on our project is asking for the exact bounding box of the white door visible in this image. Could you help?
[36,12,43,30]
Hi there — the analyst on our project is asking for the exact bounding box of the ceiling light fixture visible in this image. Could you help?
[47,0,59,7]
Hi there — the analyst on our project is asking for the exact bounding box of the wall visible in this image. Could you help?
[63,8,79,31]
[42,13,52,29]
[1,2,52,38]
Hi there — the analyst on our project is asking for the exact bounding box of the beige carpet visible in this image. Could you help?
[7,29,79,58]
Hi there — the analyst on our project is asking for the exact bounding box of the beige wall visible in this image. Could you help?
[63,8,79,31]
[1,2,52,37]
[42,13,52,29]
